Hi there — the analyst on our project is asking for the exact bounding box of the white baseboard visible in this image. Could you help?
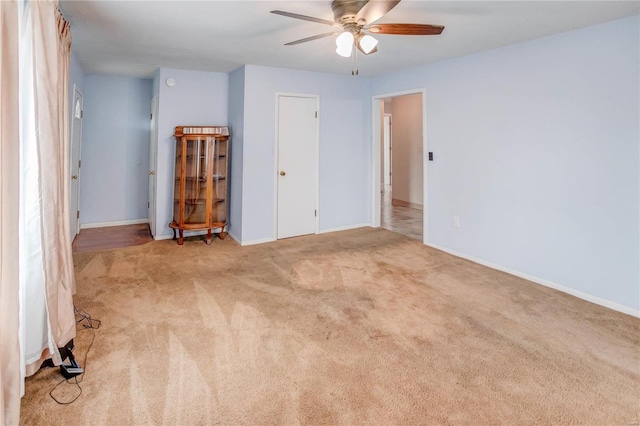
[425,243,640,319]
[318,223,371,234]
[238,224,371,245]
[80,219,149,229]
[228,231,241,245]
[227,223,372,246]
[238,237,277,246]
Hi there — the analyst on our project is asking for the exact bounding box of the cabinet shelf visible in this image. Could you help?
[171,126,230,245]
[176,175,226,182]
[174,198,225,205]
[181,154,227,158]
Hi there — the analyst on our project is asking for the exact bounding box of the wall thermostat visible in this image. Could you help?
[165,77,176,87]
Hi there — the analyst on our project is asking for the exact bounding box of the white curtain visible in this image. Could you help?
[0,1,22,424]
[20,0,76,378]
[1,1,76,423]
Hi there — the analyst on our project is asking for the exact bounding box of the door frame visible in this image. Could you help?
[69,84,83,239]
[273,92,320,239]
[148,95,158,238]
[383,113,392,187]
[371,88,428,244]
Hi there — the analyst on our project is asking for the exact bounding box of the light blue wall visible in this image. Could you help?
[155,68,228,238]
[80,75,153,225]
[371,16,640,312]
[241,65,371,243]
[228,66,245,241]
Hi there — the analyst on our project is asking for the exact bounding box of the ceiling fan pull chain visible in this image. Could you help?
[352,42,359,76]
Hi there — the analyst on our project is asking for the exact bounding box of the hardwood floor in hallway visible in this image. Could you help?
[72,223,153,253]
[380,186,423,241]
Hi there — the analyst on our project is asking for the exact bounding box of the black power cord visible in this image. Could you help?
[49,305,101,405]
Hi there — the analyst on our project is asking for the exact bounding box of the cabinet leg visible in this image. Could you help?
[178,230,184,245]
[206,229,212,245]
[219,231,227,240]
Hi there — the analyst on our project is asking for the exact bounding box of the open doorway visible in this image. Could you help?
[372,90,426,243]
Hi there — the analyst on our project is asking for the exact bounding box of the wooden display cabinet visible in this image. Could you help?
[170,126,229,245]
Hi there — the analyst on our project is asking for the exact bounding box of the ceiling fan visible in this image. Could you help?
[271,0,444,59]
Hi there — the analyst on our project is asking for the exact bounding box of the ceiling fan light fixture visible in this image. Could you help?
[358,34,378,54]
[335,31,354,57]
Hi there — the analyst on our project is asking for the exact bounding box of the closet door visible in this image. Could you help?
[276,95,318,239]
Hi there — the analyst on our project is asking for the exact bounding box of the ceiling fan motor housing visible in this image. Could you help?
[331,0,369,25]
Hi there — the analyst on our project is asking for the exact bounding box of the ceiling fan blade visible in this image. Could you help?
[271,10,340,27]
[355,0,401,25]
[356,42,378,55]
[368,23,445,35]
[284,31,342,46]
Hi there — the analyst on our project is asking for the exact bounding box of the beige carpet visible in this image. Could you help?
[20,228,640,425]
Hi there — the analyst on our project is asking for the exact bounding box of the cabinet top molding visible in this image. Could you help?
[175,125,229,137]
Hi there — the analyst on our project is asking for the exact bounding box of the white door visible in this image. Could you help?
[383,114,392,186]
[277,95,318,239]
[69,87,83,241]
[148,95,158,237]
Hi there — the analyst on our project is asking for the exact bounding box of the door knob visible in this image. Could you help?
[280,171,286,176]
[149,171,155,175]
[71,175,78,179]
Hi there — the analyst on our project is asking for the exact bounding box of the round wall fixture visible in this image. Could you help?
[165,77,176,87]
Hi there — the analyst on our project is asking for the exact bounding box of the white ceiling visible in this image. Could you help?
[60,1,639,78]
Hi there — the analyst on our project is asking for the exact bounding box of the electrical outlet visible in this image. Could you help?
[453,216,461,228]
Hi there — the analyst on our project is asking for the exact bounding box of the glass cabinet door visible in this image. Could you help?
[173,140,182,223]
[174,137,207,225]
[210,138,227,225]
[184,137,208,224]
